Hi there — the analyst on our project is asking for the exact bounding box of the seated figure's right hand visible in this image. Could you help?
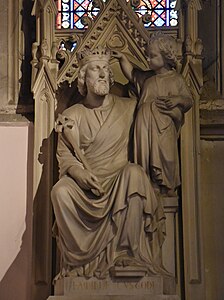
[68,167,104,195]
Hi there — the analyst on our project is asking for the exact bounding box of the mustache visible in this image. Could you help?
[96,79,108,83]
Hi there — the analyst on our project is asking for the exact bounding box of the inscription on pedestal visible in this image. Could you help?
[55,276,163,296]
[68,279,155,291]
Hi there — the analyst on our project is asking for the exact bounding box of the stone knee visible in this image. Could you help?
[124,163,148,184]
[51,180,71,210]
[124,162,142,175]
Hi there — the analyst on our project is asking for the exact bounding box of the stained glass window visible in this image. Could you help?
[56,0,107,30]
[56,0,178,30]
[128,0,178,27]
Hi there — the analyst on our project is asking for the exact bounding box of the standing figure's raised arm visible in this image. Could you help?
[112,51,134,83]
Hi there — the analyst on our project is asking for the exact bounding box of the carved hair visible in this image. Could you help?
[77,64,114,96]
[148,32,177,69]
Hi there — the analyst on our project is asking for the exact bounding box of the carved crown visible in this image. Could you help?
[76,46,111,67]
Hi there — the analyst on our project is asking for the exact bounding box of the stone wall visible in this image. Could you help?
[0,1,9,109]
[200,139,224,300]
[0,120,33,300]
[0,1,34,300]
[199,2,224,300]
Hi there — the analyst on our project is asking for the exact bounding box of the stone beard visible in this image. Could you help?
[86,77,110,96]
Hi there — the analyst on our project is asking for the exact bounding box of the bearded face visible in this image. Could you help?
[85,61,110,96]
[88,79,110,96]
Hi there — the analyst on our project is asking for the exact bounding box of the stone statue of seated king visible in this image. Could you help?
[51,46,167,281]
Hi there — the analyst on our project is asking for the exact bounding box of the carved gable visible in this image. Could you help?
[57,0,151,86]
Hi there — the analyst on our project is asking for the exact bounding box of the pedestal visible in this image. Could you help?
[48,296,180,300]
[47,273,180,300]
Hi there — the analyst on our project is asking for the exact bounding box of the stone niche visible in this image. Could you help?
[31,1,204,300]
[46,1,180,299]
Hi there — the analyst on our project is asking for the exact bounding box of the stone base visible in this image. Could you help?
[51,274,179,300]
[48,295,180,300]
[110,266,148,277]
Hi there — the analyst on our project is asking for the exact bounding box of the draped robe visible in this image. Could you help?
[133,70,193,191]
[51,94,166,278]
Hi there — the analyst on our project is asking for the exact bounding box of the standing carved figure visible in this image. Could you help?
[114,32,193,196]
[51,46,166,279]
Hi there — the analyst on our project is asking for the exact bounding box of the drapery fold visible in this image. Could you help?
[52,95,166,278]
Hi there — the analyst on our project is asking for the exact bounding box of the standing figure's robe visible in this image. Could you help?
[133,70,193,191]
[51,94,166,278]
